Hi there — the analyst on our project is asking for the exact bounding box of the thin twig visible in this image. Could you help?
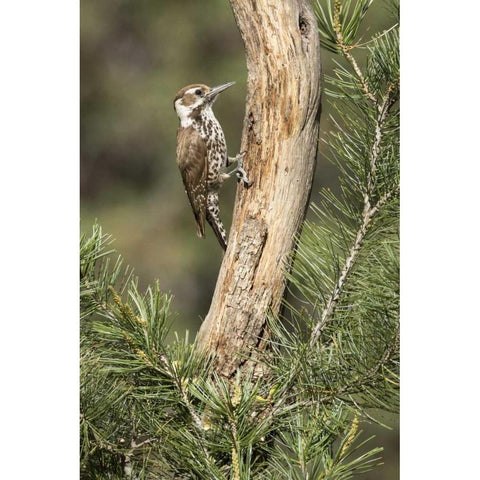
[364,83,396,213]
[230,419,241,480]
[335,327,400,395]
[132,437,158,449]
[310,187,398,346]
[158,355,217,467]
[123,436,158,479]
[310,65,398,346]
[159,355,204,430]
[299,328,399,409]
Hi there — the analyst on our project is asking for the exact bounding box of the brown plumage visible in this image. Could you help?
[175,126,208,239]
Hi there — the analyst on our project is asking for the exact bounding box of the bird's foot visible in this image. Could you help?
[231,151,253,187]
[236,167,253,188]
[228,151,246,166]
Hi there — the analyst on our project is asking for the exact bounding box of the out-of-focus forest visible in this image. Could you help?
[80,1,398,477]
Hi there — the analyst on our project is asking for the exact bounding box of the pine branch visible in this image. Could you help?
[313,327,399,400]
[157,353,205,431]
[365,82,398,211]
[309,4,399,345]
[333,0,377,104]
[310,186,398,346]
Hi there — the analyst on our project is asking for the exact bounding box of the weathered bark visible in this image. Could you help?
[196,0,322,377]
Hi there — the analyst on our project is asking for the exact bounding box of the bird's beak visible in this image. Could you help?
[207,81,235,101]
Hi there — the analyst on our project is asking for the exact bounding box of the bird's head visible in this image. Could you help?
[173,82,235,127]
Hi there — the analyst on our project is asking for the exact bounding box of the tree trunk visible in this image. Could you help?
[196,0,322,378]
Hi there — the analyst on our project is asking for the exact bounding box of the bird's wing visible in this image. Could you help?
[176,126,208,238]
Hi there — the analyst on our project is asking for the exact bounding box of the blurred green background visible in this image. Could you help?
[80,1,398,477]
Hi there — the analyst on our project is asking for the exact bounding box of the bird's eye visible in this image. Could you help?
[195,89,202,96]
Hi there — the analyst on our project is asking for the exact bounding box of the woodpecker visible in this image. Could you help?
[173,82,252,251]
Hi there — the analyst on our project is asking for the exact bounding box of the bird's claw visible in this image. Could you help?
[236,167,253,188]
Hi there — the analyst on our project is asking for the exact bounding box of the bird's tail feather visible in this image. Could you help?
[206,211,227,251]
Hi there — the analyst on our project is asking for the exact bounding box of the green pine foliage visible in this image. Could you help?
[80,1,399,477]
